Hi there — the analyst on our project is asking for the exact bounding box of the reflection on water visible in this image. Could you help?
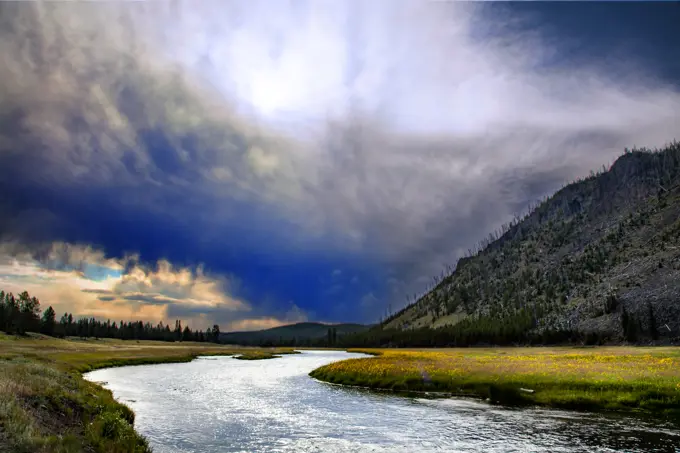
[85,350,680,453]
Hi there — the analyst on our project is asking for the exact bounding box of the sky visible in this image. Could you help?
[0,1,678,331]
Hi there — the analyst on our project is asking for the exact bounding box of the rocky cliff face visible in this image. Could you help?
[386,142,680,343]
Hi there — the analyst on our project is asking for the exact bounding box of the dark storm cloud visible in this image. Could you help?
[0,1,678,322]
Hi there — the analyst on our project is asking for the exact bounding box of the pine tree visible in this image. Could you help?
[174,320,183,341]
[41,306,56,336]
[621,307,638,343]
[211,324,220,343]
[17,291,41,334]
[647,304,658,341]
[0,291,5,332]
[183,325,193,342]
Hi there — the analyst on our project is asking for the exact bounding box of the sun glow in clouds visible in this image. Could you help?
[248,72,291,116]
[0,243,291,330]
[160,1,673,139]
[176,2,350,124]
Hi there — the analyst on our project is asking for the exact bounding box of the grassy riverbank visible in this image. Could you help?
[310,347,680,417]
[0,332,296,453]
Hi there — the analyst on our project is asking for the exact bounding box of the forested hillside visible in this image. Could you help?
[344,142,680,347]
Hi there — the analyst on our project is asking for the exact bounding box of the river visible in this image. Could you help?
[84,350,679,453]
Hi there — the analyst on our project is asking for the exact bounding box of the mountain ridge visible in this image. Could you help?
[220,321,370,346]
[352,142,680,346]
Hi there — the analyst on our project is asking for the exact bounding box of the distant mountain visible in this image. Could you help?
[347,142,680,346]
[220,322,371,346]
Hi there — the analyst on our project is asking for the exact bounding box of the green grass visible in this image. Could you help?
[0,332,296,452]
[310,347,680,418]
[233,350,300,360]
[1,358,149,453]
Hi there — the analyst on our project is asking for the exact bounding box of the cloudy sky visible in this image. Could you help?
[1,1,678,331]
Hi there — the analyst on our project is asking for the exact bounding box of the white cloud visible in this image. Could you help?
[0,242,298,330]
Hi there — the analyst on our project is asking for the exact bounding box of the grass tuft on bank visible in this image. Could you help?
[0,332,296,452]
[309,347,680,417]
[233,350,300,360]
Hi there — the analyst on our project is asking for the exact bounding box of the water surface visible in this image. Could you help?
[85,350,679,453]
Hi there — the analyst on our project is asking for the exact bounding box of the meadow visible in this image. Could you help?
[4,336,679,453]
[0,332,295,453]
[309,347,680,416]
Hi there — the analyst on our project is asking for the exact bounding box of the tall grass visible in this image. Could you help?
[0,332,295,452]
[310,347,680,417]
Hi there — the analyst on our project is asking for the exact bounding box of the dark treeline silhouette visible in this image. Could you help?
[0,289,221,342]
[334,310,571,348]
[334,312,651,348]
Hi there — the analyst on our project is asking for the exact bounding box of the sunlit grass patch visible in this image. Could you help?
[233,350,301,360]
[310,347,680,416]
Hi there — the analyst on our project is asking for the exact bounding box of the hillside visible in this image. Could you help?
[220,322,370,346]
[356,142,680,346]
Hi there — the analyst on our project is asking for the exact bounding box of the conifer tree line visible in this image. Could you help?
[334,308,657,348]
[0,289,221,342]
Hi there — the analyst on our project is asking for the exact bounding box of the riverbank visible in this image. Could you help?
[309,347,680,417]
[0,332,296,453]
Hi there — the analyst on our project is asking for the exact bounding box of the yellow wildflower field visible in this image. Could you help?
[310,347,680,415]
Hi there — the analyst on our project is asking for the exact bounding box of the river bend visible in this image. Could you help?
[85,350,680,453]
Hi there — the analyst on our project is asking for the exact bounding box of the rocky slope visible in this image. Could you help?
[385,142,680,344]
